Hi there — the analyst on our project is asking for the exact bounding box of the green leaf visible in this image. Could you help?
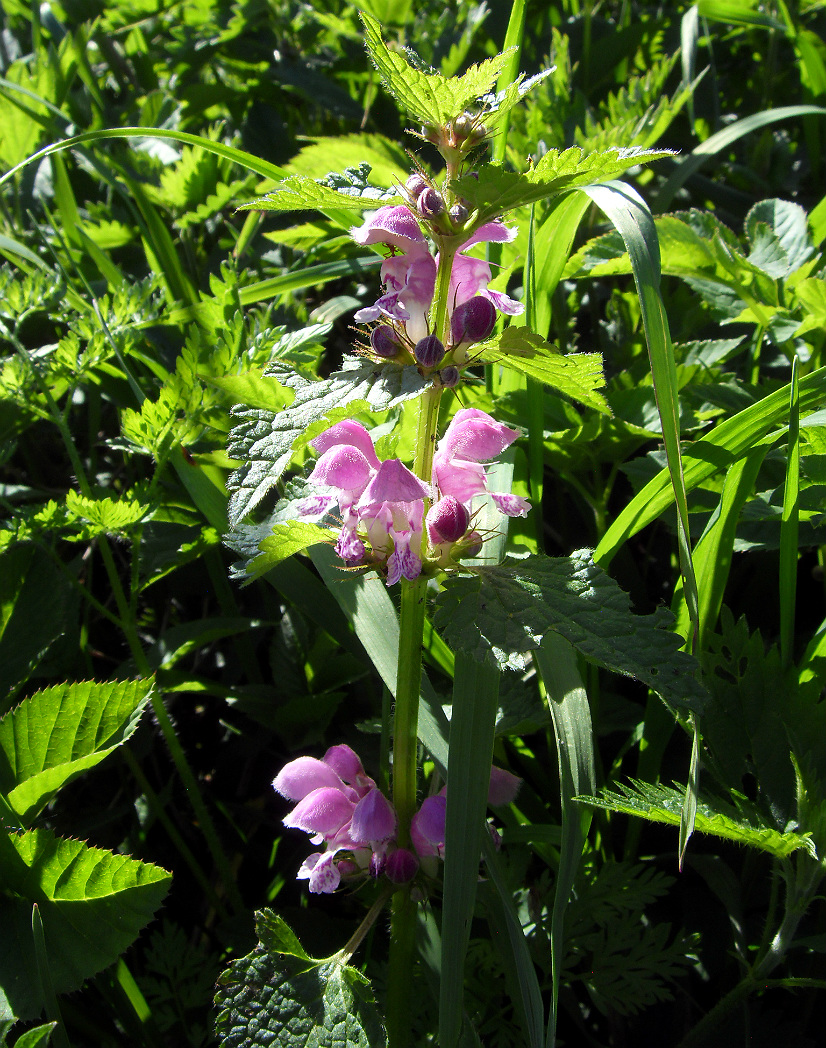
[241,523,333,581]
[0,829,170,1020]
[214,909,386,1048]
[577,780,816,859]
[451,147,674,224]
[360,11,510,127]
[226,360,429,527]
[477,329,608,413]
[433,551,708,713]
[238,167,402,215]
[64,491,151,537]
[0,679,152,823]
[9,1023,56,1047]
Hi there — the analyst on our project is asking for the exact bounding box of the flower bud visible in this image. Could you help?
[414,334,445,368]
[460,531,483,558]
[451,295,496,345]
[449,202,469,226]
[453,112,475,139]
[427,496,470,543]
[370,324,401,358]
[417,187,445,218]
[385,848,419,884]
[405,173,428,199]
[439,366,459,388]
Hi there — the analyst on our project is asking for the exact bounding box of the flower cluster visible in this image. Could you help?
[351,204,523,370]
[274,744,520,894]
[296,408,530,584]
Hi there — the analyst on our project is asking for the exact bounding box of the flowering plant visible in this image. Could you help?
[221,13,707,1048]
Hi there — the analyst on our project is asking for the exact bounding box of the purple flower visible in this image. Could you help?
[432,408,531,517]
[351,206,523,345]
[274,745,400,894]
[356,460,430,585]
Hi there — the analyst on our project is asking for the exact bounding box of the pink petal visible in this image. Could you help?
[312,420,381,469]
[350,205,427,251]
[273,756,347,801]
[306,852,341,894]
[358,459,430,507]
[488,766,522,806]
[491,493,531,517]
[310,445,375,494]
[438,408,520,463]
[323,744,373,790]
[460,221,519,251]
[350,787,397,843]
[411,794,446,857]
[283,787,355,836]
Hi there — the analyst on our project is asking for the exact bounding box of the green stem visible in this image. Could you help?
[386,889,418,1048]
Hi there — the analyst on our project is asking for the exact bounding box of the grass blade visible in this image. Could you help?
[584,181,699,648]
[439,653,501,1048]
[780,356,800,669]
[534,635,595,1048]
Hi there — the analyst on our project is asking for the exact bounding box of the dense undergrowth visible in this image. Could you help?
[1,2,825,1046]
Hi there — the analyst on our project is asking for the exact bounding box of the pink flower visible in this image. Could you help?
[355,459,430,585]
[351,206,523,345]
[432,408,531,517]
[274,744,401,894]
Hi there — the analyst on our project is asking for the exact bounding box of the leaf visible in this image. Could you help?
[433,551,708,713]
[238,167,402,214]
[240,523,333,582]
[360,11,510,127]
[0,679,152,823]
[577,780,816,859]
[450,147,674,224]
[64,490,152,537]
[214,909,386,1048]
[0,829,171,1020]
[226,360,429,527]
[477,329,608,413]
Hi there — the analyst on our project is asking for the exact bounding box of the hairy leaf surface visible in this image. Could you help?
[433,551,707,713]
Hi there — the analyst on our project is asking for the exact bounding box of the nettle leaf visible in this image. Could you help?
[433,550,708,713]
[477,329,609,414]
[238,167,401,214]
[451,147,674,224]
[0,679,152,823]
[577,780,816,860]
[0,829,171,1020]
[226,360,429,528]
[240,522,333,582]
[361,10,510,127]
[214,909,386,1048]
[64,490,152,537]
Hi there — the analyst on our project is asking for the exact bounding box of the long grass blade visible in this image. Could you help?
[596,366,826,566]
[780,356,801,669]
[439,653,501,1048]
[534,635,596,1048]
[653,105,826,211]
[584,181,699,649]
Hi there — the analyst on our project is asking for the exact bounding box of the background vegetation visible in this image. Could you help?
[1,1,825,1045]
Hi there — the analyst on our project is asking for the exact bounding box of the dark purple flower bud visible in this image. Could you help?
[427,496,470,543]
[449,203,469,226]
[405,173,428,199]
[417,187,445,217]
[370,325,401,358]
[385,848,419,884]
[414,334,445,368]
[439,366,460,388]
[461,531,483,558]
[451,295,496,345]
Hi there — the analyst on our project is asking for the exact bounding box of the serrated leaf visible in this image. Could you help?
[451,147,674,225]
[477,328,608,413]
[241,523,333,581]
[64,490,152,536]
[0,679,152,823]
[433,550,708,713]
[214,910,386,1048]
[238,170,401,214]
[0,829,170,1020]
[577,780,817,859]
[226,360,429,528]
[360,10,510,127]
